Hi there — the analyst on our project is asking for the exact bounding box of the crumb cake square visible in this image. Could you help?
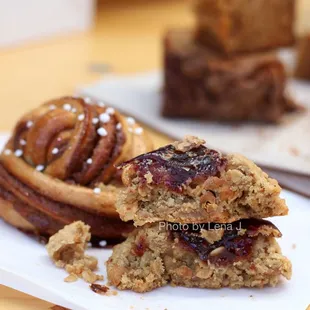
[194,0,295,54]
[163,30,298,122]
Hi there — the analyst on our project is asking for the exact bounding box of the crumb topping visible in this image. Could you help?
[201,229,224,244]
[172,136,206,152]
[144,171,153,184]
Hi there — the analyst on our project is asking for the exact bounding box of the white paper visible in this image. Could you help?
[79,68,310,176]
[0,135,309,310]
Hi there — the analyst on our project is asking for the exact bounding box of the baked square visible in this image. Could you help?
[117,136,288,226]
[194,0,295,54]
[107,219,292,292]
[163,29,298,122]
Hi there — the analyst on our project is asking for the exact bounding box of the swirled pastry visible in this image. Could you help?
[0,96,153,240]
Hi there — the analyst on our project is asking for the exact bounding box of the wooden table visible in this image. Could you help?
[0,0,309,308]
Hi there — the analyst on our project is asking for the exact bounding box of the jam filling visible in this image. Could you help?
[120,144,227,193]
[171,219,279,266]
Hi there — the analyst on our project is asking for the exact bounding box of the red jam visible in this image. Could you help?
[119,144,227,193]
[172,219,279,265]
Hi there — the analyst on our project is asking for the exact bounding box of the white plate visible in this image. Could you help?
[0,133,309,310]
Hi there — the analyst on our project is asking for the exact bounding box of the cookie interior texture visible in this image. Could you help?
[107,220,292,292]
[117,136,288,226]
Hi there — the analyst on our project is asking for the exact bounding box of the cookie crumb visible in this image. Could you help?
[64,274,78,283]
[201,229,224,244]
[292,243,296,249]
[172,136,205,152]
[144,171,153,184]
[46,221,103,284]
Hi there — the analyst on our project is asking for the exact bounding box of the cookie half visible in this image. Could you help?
[117,136,288,226]
[107,219,291,292]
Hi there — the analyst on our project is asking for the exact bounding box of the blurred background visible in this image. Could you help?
[0,0,194,133]
[0,0,309,132]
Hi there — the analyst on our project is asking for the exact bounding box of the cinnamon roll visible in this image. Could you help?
[0,96,153,240]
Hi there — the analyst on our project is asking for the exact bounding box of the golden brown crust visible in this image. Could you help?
[0,96,153,239]
[107,223,292,292]
[0,196,34,231]
[117,138,288,226]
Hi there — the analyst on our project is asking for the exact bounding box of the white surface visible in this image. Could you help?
[0,0,95,48]
[0,134,309,309]
[79,70,310,176]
